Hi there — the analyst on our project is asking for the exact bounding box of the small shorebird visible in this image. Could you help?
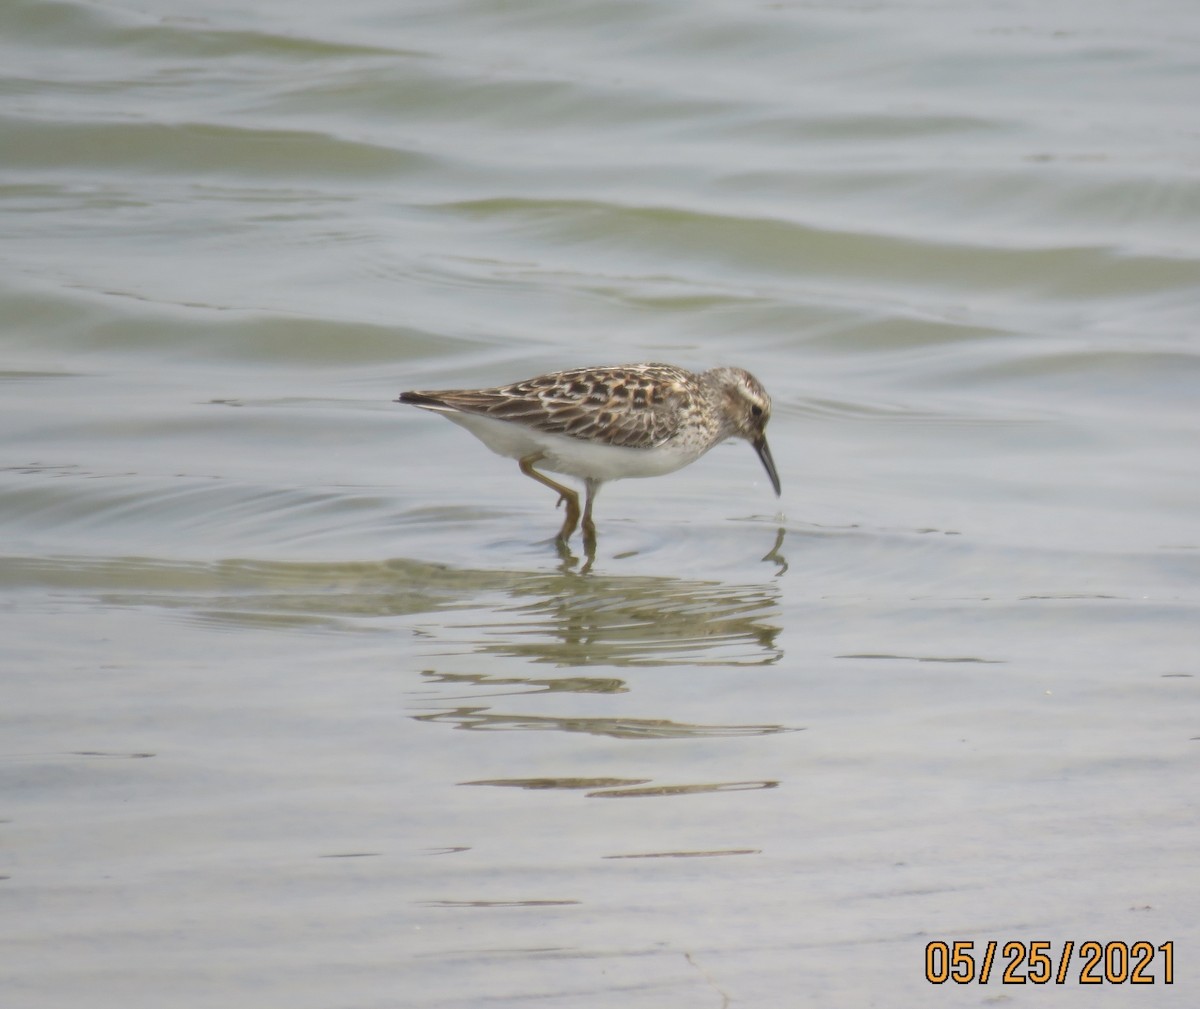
[397,363,780,548]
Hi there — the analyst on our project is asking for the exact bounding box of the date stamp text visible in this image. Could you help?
[925,940,1174,985]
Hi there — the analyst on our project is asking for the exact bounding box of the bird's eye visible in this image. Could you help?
[750,404,763,418]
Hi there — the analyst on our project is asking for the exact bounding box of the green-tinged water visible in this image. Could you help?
[2,1,1197,1005]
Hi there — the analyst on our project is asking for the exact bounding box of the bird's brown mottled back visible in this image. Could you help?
[403,363,703,449]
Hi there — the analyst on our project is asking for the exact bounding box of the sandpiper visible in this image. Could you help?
[397,363,780,547]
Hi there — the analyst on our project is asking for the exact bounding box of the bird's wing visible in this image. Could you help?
[400,365,697,449]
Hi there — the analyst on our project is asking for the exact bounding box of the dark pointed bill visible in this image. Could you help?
[753,436,781,496]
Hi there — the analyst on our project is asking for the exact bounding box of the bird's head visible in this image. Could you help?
[707,367,781,496]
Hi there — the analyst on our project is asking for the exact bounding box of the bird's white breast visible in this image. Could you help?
[428,409,708,481]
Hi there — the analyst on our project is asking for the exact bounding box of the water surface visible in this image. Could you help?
[2,0,1198,1006]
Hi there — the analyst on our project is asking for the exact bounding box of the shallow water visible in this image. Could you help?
[2,0,1198,1005]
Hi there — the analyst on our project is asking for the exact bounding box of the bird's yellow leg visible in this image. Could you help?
[581,478,600,553]
[519,455,580,543]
